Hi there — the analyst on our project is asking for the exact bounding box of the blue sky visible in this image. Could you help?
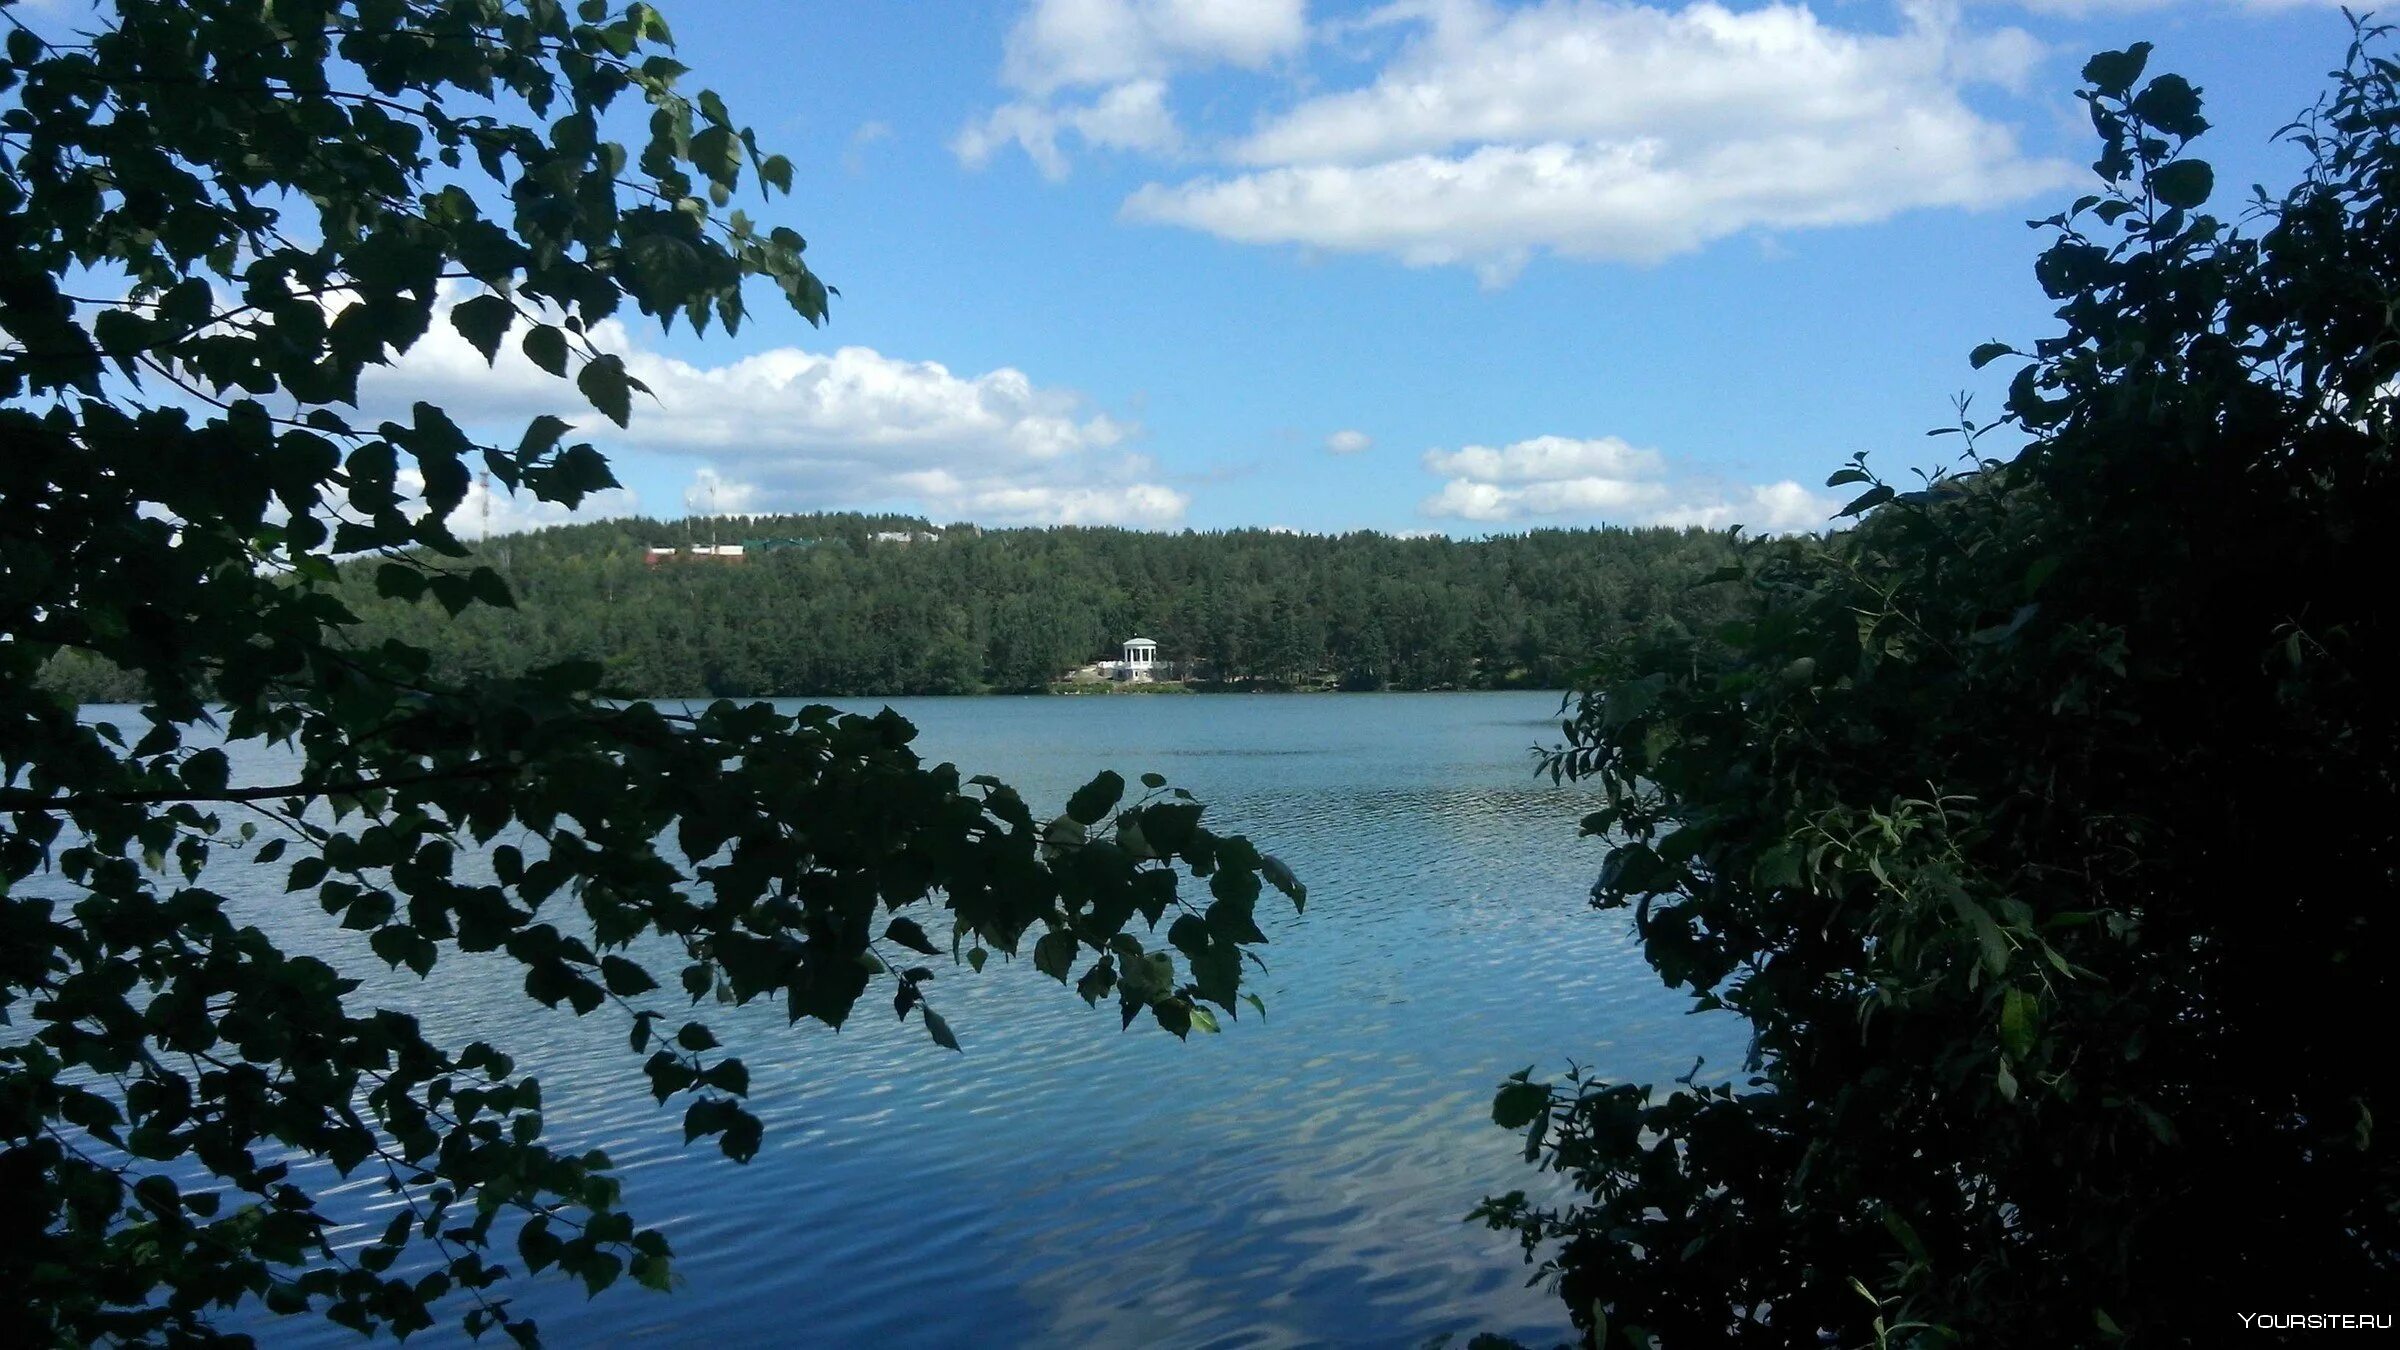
[381,0,2361,537]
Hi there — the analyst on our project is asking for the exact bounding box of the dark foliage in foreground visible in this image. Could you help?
[0,1,1298,1343]
[1483,32,2400,1348]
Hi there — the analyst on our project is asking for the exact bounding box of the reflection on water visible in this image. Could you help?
[155,691,1737,1348]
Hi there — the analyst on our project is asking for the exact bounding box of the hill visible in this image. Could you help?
[45,513,1749,700]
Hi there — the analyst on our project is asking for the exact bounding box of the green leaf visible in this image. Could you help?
[522,325,570,377]
[1969,341,2016,370]
[375,562,427,601]
[2082,43,2151,97]
[181,748,229,794]
[2150,158,2214,210]
[600,956,658,996]
[577,354,635,427]
[1032,929,1079,981]
[1838,485,1897,518]
[689,125,742,184]
[1947,888,2012,980]
[1260,854,1304,909]
[883,916,941,955]
[516,414,573,459]
[921,1006,960,1052]
[1065,770,1125,826]
[2000,986,2038,1060]
[1493,1074,1548,1130]
[450,294,516,362]
[2132,74,2207,140]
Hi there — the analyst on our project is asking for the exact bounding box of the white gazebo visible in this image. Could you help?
[1121,637,1158,683]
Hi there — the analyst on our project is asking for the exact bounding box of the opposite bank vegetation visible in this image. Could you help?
[43,515,1750,701]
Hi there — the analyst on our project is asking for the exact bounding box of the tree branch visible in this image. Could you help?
[0,761,515,812]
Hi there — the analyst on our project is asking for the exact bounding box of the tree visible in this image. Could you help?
[1481,30,2399,1348]
[0,1,1305,1342]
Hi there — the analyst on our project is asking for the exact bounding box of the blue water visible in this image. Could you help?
[144,692,1739,1347]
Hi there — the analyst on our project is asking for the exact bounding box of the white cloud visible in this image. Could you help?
[2003,0,2339,12]
[683,467,762,517]
[355,289,1187,529]
[1423,474,1670,520]
[960,0,1305,176]
[1110,0,2073,273]
[1325,427,1372,453]
[1425,434,1663,482]
[1416,432,1830,531]
[400,465,641,538]
[1649,479,1839,532]
[1001,0,1308,95]
[878,474,1189,526]
[1418,434,1671,520]
[955,80,1183,180]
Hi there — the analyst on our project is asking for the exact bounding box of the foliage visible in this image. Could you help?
[0,1,1301,1343]
[1480,31,2399,1348]
[288,514,1745,697]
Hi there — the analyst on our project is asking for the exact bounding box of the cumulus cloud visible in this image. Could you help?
[2004,0,2335,12]
[1425,434,1663,483]
[1417,432,1831,531]
[955,79,1183,180]
[1100,0,2072,275]
[1001,0,1308,95]
[354,289,1188,529]
[1418,434,1671,521]
[1424,474,1670,519]
[683,467,762,517]
[1649,479,1840,532]
[399,465,641,539]
[1325,427,1372,453]
[959,0,1306,176]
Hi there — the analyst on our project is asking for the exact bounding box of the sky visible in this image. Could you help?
[369,0,2362,538]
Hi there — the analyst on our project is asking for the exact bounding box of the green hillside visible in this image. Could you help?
[306,513,1746,697]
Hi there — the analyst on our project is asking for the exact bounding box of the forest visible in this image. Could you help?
[47,515,1747,700]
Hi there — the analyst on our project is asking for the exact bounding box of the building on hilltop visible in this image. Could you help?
[643,544,747,566]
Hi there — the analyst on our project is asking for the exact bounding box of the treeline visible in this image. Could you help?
[319,513,1742,697]
[33,514,1748,702]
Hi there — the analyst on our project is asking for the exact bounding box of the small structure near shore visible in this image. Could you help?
[1066,636,1168,684]
[1121,637,1157,683]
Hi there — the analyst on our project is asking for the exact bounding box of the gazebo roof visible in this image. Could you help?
[1123,636,1157,647]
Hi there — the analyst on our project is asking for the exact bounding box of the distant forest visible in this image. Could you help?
[45,513,1749,700]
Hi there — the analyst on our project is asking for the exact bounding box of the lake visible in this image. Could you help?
[171,691,1739,1347]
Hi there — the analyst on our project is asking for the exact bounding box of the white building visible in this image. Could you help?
[1121,636,1157,683]
[1067,636,1168,684]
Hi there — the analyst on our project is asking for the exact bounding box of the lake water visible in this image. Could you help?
[161,691,1739,1347]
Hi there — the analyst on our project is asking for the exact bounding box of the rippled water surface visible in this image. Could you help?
[180,692,1739,1347]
